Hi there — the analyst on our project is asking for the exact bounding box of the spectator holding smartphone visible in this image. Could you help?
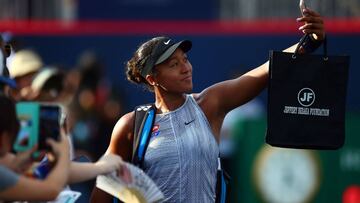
[0,34,71,202]
[2,34,124,202]
[25,66,125,184]
[0,94,71,201]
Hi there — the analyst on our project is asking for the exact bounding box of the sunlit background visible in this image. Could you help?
[1,0,360,202]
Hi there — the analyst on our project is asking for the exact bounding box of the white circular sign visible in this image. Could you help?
[297,88,315,107]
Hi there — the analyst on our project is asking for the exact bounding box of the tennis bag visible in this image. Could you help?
[266,36,350,149]
[132,104,230,203]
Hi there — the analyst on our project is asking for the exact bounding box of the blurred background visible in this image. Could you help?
[1,0,360,202]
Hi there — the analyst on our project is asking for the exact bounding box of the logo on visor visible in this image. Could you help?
[164,40,171,45]
[298,88,315,107]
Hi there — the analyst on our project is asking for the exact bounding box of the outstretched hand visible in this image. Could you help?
[297,8,325,41]
[96,153,132,184]
[95,153,124,174]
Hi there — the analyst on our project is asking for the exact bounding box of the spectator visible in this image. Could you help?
[0,94,71,202]
[7,49,43,101]
[25,65,125,202]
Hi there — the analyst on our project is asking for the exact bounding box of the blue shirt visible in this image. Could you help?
[0,165,19,191]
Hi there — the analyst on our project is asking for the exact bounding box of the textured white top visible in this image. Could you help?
[143,94,219,202]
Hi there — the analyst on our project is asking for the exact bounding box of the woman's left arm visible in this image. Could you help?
[201,8,325,116]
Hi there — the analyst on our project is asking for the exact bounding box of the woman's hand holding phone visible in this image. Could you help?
[297,0,325,41]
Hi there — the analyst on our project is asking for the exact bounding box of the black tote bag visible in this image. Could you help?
[266,36,350,149]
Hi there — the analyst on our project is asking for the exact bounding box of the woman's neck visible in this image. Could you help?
[154,92,187,114]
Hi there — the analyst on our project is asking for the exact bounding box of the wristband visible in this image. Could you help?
[300,34,324,53]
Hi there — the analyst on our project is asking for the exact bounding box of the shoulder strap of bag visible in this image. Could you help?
[216,155,230,203]
[113,104,155,203]
[131,103,156,167]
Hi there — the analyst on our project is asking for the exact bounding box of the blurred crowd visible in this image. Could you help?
[6,34,124,161]
[0,33,126,202]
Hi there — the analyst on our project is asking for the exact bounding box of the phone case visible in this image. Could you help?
[14,102,60,152]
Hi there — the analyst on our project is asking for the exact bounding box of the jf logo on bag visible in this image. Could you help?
[266,37,350,150]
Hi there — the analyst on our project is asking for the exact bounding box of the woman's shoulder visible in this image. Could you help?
[191,91,218,112]
[113,111,135,137]
[109,111,134,144]
[108,111,135,160]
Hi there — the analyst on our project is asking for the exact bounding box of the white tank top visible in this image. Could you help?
[143,94,219,202]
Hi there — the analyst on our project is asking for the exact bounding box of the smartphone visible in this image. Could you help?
[299,0,307,16]
[14,102,61,152]
[38,104,60,150]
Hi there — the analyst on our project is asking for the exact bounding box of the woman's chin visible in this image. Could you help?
[184,86,193,93]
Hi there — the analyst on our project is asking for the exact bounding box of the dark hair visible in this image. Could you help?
[125,37,165,91]
[0,94,19,141]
